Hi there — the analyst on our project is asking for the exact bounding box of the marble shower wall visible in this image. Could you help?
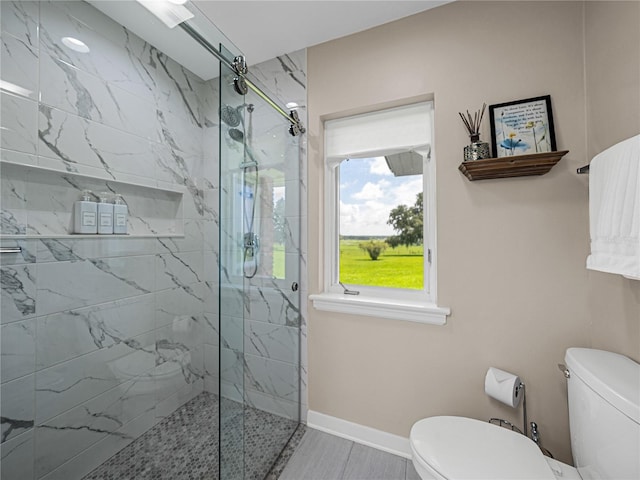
[215,51,308,422]
[250,51,307,423]
[0,2,220,479]
[1,1,307,478]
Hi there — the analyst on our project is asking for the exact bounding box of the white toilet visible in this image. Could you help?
[410,348,640,479]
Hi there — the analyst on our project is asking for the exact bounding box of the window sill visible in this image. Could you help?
[309,293,450,325]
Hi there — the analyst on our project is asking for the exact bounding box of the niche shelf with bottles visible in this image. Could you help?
[0,160,185,239]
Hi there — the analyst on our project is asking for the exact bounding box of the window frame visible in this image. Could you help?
[311,101,450,325]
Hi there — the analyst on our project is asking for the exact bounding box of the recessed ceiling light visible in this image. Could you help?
[136,0,194,29]
[61,36,90,53]
[286,102,299,109]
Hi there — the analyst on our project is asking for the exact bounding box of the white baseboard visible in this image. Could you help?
[306,410,412,459]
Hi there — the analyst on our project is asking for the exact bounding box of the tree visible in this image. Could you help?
[359,240,387,260]
[273,198,286,244]
[386,192,423,247]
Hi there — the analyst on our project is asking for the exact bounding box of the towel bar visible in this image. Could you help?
[0,246,22,254]
[577,164,590,174]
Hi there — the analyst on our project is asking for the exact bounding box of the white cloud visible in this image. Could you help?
[340,178,356,190]
[340,200,393,236]
[340,173,422,237]
[392,176,422,206]
[340,202,360,219]
[352,181,388,200]
[369,157,392,176]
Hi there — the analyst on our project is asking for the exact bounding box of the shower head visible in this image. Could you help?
[220,105,241,127]
[228,128,244,143]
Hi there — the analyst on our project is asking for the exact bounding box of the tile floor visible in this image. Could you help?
[265,424,307,480]
[220,397,298,480]
[279,429,420,480]
[83,392,298,480]
[82,392,417,480]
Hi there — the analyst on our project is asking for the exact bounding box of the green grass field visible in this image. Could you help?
[273,243,285,279]
[339,239,423,289]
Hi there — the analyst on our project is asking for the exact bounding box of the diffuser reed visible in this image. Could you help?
[459,103,490,161]
[459,103,486,143]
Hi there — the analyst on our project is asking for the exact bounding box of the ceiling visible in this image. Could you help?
[193,1,452,66]
[89,1,451,81]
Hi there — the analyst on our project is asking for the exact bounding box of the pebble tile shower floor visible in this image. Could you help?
[83,392,299,480]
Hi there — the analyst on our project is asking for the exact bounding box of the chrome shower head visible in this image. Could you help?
[220,105,241,127]
[228,128,244,143]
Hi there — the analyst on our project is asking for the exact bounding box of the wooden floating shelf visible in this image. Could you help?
[459,150,569,181]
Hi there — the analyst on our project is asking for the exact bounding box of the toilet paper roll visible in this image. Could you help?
[484,367,523,408]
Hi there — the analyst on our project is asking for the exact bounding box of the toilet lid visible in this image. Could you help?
[410,416,556,479]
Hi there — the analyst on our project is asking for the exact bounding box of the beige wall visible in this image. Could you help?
[584,1,640,361]
[307,1,639,465]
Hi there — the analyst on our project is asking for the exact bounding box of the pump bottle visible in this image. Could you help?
[73,190,97,234]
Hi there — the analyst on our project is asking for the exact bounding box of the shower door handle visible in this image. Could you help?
[291,282,299,292]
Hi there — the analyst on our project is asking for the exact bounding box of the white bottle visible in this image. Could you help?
[97,192,114,235]
[73,190,97,234]
[112,194,128,235]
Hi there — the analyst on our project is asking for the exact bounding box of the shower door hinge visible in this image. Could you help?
[428,249,432,264]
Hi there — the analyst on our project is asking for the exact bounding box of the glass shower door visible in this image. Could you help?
[218,52,248,480]
[219,55,301,479]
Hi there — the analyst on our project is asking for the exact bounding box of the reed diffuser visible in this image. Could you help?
[459,103,490,161]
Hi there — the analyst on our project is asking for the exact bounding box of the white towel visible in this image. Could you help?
[586,134,640,280]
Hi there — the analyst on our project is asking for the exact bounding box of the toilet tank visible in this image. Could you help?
[565,348,640,479]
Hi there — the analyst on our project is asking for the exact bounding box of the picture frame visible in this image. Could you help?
[489,95,556,158]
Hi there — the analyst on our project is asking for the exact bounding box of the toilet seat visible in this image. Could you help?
[410,416,559,479]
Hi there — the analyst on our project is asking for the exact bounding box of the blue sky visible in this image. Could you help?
[340,157,422,236]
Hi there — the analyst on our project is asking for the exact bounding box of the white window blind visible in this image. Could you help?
[324,102,433,164]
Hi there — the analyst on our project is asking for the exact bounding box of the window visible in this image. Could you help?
[339,156,424,290]
[310,101,450,325]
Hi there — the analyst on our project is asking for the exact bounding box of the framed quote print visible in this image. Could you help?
[489,95,557,158]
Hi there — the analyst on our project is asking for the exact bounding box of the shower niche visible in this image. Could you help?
[0,161,185,238]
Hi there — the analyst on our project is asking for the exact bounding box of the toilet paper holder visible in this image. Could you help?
[489,381,528,437]
[489,382,555,458]
[489,417,523,434]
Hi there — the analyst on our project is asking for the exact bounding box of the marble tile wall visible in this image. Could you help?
[251,50,307,423]
[1,1,307,478]
[0,1,219,478]
[215,50,308,422]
